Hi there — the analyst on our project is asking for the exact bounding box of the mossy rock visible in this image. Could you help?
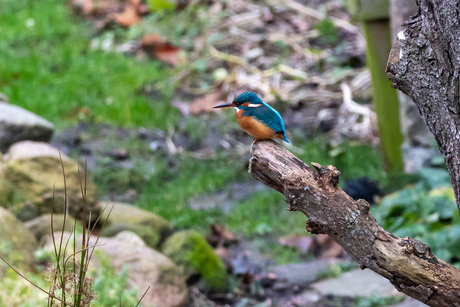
[24,214,83,241]
[99,202,172,249]
[4,141,99,222]
[102,224,161,249]
[0,207,37,269]
[0,164,14,208]
[162,230,228,292]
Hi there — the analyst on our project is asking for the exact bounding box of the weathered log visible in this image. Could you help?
[386,0,460,212]
[249,140,460,307]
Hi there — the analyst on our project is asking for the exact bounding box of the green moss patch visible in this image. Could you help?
[162,230,228,292]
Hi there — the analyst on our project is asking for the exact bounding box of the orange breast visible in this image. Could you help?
[236,110,278,140]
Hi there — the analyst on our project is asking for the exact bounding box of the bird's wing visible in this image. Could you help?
[246,103,286,134]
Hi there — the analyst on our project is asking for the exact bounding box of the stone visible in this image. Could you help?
[282,289,323,307]
[402,143,439,174]
[311,269,403,298]
[42,231,189,307]
[98,202,172,249]
[24,214,82,241]
[268,259,340,290]
[0,103,54,153]
[162,230,228,292]
[3,141,99,222]
[392,297,428,307]
[0,160,14,208]
[0,207,37,269]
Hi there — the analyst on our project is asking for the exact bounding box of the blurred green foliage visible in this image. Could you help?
[315,18,339,44]
[91,252,139,307]
[0,0,176,129]
[372,167,460,266]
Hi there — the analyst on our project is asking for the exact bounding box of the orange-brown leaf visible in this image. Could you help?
[114,3,141,26]
[190,92,223,114]
[141,34,184,66]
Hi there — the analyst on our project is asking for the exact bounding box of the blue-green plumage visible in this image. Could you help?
[232,92,289,143]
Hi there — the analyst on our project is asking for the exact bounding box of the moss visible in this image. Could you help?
[0,207,37,269]
[162,230,228,292]
[99,202,173,242]
[6,153,99,221]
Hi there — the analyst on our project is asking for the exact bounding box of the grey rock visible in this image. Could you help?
[311,269,403,298]
[98,201,172,249]
[402,142,439,174]
[4,141,99,222]
[0,103,54,153]
[289,289,323,307]
[24,213,82,241]
[392,297,428,307]
[269,259,340,290]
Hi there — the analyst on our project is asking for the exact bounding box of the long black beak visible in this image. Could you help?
[213,102,234,109]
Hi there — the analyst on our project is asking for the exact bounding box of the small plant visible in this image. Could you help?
[0,156,149,306]
[354,294,405,307]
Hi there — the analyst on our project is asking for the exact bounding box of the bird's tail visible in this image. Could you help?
[282,133,289,143]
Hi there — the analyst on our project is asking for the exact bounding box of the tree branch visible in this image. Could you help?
[249,140,460,307]
[386,0,460,212]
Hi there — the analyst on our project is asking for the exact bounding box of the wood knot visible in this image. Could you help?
[306,219,323,234]
[357,199,370,214]
[399,237,439,264]
[376,231,390,242]
[311,162,340,187]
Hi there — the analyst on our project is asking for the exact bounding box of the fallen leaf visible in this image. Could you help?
[278,235,313,253]
[312,234,346,259]
[190,92,223,114]
[155,44,182,66]
[72,0,93,15]
[207,224,238,247]
[115,3,141,27]
[141,34,184,66]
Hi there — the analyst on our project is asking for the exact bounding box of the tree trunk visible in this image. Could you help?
[386,0,460,211]
[249,140,460,307]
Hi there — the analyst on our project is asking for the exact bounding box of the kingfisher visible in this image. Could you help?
[213,92,289,143]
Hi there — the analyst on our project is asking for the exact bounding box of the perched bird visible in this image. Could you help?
[213,92,289,143]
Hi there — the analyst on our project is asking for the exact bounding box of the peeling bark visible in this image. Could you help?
[249,140,460,307]
[386,0,460,211]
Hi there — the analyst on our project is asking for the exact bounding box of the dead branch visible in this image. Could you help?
[386,0,460,212]
[249,140,460,307]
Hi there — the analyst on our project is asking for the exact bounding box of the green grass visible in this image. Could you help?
[0,0,178,129]
[136,139,389,235]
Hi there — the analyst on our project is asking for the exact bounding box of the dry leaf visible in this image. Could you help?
[207,224,238,247]
[141,34,184,66]
[313,234,345,259]
[190,92,223,114]
[278,235,313,253]
[115,3,141,26]
[155,44,182,66]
